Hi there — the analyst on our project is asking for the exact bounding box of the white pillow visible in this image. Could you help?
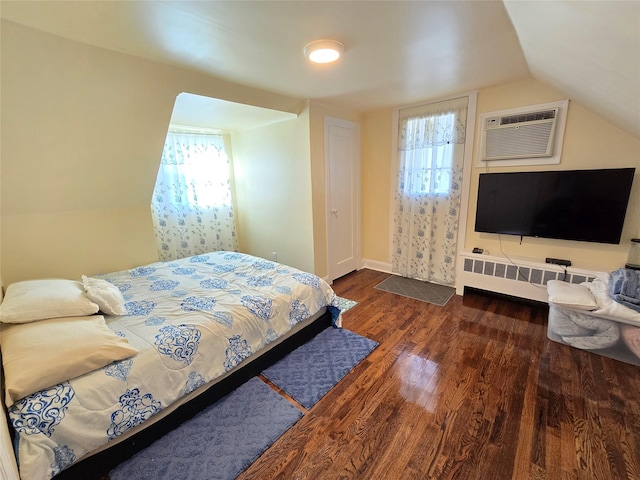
[1,315,138,406]
[82,275,126,316]
[0,279,99,324]
[547,280,598,311]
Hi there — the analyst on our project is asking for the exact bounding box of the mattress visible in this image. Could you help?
[5,251,341,480]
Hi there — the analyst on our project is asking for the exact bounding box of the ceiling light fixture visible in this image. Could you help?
[304,39,344,64]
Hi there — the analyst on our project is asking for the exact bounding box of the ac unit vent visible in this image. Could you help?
[500,109,556,125]
[481,107,559,161]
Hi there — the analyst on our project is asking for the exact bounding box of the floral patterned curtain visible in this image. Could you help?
[151,131,238,261]
[392,97,468,285]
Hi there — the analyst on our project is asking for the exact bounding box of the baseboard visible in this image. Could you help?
[360,259,393,274]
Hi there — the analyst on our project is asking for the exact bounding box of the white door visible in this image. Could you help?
[325,117,360,281]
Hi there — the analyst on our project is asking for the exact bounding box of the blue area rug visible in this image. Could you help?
[109,377,302,480]
[262,327,378,409]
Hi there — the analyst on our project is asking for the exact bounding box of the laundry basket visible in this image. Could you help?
[546,280,640,366]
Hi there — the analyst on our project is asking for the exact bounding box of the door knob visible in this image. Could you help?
[330,209,338,214]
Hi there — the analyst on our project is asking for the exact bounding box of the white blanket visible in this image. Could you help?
[588,273,640,326]
[548,304,620,350]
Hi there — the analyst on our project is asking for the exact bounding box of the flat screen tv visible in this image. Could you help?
[474,168,636,244]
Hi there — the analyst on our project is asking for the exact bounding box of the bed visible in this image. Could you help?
[0,251,342,480]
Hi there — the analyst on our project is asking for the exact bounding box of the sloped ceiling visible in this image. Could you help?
[504,0,640,140]
[1,1,638,138]
[170,93,297,131]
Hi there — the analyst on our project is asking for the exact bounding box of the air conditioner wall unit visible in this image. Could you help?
[477,100,568,166]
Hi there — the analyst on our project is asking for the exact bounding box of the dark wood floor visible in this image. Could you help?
[237,268,640,480]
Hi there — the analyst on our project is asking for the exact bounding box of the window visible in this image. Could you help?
[399,111,460,197]
[150,130,238,260]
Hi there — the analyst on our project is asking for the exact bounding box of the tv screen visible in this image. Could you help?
[474,168,635,244]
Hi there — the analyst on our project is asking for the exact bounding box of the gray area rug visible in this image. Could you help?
[109,377,302,480]
[375,275,455,306]
[262,327,378,410]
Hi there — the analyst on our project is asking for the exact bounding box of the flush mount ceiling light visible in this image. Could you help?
[304,39,344,64]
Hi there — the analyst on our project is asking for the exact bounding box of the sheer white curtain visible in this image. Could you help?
[151,130,238,261]
[392,97,468,285]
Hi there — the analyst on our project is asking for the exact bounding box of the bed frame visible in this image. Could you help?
[6,309,332,480]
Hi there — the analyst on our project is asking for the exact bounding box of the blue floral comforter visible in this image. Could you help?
[9,251,341,480]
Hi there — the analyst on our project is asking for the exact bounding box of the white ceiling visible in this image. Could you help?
[1,1,638,138]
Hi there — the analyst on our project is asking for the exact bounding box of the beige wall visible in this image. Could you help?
[308,101,362,279]
[361,109,393,263]
[230,108,316,273]
[231,99,363,279]
[4,21,638,287]
[361,78,640,275]
[465,80,640,271]
[1,21,305,285]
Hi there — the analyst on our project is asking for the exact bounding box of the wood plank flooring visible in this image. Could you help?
[237,268,640,480]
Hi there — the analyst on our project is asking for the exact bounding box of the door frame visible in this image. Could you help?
[325,116,361,282]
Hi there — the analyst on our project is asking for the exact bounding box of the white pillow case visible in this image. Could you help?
[82,275,126,316]
[547,279,598,311]
[1,315,138,406]
[0,279,99,324]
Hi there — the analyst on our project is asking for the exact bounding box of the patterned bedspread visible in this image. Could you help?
[9,252,340,480]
